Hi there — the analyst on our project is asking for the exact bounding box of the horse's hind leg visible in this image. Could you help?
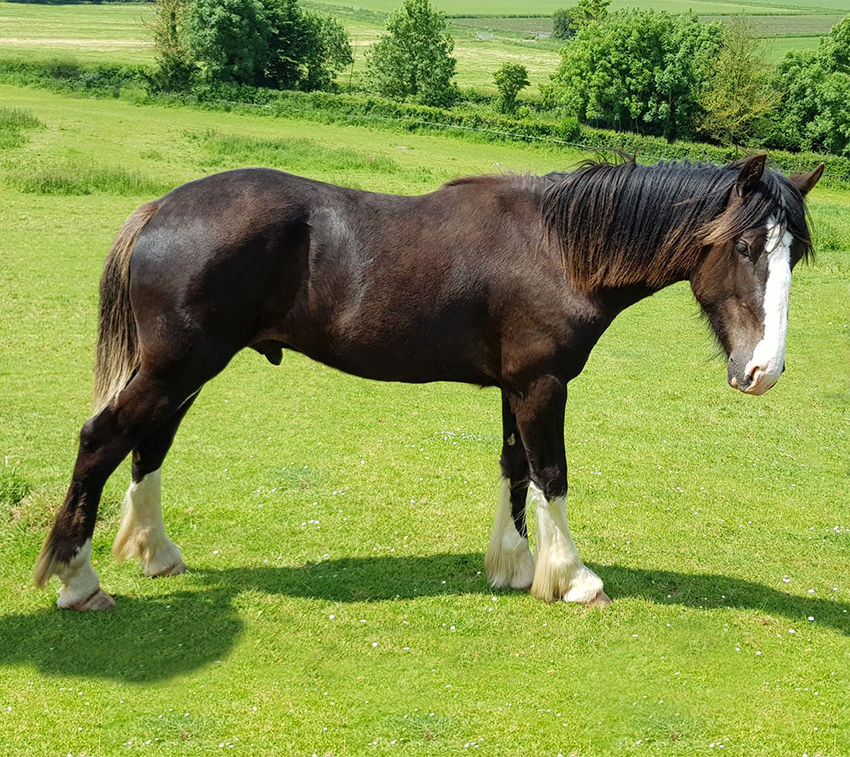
[35,357,222,609]
[112,392,199,578]
[510,376,610,607]
[485,392,535,590]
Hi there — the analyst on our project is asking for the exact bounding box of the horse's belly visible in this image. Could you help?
[284,330,495,386]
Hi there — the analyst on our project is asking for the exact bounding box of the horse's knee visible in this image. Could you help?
[530,465,566,500]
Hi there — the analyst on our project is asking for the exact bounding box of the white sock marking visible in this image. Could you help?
[484,478,534,590]
[746,217,793,390]
[530,484,603,603]
[55,539,101,609]
[113,469,183,576]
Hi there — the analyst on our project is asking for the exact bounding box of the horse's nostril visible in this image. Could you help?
[738,372,753,390]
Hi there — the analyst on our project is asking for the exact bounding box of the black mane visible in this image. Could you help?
[543,157,812,292]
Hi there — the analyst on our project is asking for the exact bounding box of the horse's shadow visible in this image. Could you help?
[2,553,846,683]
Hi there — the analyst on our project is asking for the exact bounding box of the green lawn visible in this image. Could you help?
[1,84,849,756]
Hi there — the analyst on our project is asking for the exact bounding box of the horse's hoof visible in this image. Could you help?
[588,590,612,608]
[150,559,187,578]
[70,588,116,611]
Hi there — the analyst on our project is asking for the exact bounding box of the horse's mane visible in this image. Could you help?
[542,157,813,292]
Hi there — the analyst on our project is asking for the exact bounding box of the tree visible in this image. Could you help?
[367,0,458,107]
[188,0,272,87]
[301,14,354,92]
[553,1,608,41]
[544,9,723,141]
[767,15,850,155]
[569,0,610,31]
[494,62,530,113]
[698,15,778,147]
[145,0,194,92]
[552,8,574,40]
[187,0,352,92]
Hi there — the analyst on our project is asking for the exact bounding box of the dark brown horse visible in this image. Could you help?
[34,154,824,610]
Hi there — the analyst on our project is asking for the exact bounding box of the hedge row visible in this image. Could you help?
[2,59,847,181]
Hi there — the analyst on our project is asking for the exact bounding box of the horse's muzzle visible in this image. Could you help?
[728,358,784,395]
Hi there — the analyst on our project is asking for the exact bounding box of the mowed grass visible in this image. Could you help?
[0,0,154,65]
[1,84,849,756]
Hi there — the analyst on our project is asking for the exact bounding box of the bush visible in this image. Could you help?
[552,8,574,40]
[493,63,530,114]
[546,9,723,141]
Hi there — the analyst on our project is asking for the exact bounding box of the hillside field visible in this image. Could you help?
[0,76,848,756]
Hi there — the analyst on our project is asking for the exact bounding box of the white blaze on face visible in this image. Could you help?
[745,216,793,394]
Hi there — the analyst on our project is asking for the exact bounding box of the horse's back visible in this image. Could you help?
[124,168,571,386]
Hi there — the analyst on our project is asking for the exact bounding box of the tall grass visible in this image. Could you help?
[0,105,41,150]
[0,463,30,510]
[7,162,173,196]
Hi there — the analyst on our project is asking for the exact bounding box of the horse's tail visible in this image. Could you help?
[92,202,159,414]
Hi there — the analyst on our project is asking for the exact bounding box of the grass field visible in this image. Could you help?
[1,79,849,756]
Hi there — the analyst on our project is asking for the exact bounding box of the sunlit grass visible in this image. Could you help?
[0,84,848,757]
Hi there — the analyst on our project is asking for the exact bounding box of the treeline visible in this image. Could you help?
[141,0,848,158]
[545,0,850,157]
[147,0,462,107]
[3,58,848,187]
[6,0,849,161]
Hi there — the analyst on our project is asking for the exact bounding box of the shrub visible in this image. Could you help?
[493,63,530,114]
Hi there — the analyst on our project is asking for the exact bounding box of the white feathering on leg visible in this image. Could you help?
[529,484,605,604]
[113,469,185,577]
[485,478,535,590]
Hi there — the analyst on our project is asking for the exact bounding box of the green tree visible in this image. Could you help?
[367,0,458,107]
[145,0,194,92]
[767,15,850,155]
[569,0,610,31]
[188,0,272,87]
[698,15,778,147]
[301,14,354,91]
[544,9,723,141]
[188,0,352,92]
[493,62,530,113]
[552,8,574,40]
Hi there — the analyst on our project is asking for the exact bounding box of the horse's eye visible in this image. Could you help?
[735,240,749,256]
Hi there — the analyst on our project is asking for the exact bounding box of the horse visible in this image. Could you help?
[33,154,824,611]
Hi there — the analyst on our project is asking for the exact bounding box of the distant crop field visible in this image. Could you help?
[764,33,824,58]
[0,1,154,65]
[702,12,845,33]
[313,0,814,14]
[456,11,845,36]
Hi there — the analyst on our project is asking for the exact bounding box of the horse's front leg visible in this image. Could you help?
[511,375,611,606]
[484,393,535,590]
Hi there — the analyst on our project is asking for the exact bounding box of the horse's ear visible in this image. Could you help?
[735,154,767,197]
[791,162,825,196]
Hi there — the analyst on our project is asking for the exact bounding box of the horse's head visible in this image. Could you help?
[690,155,823,396]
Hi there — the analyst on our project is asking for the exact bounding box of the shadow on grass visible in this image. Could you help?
[1,554,846,683]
